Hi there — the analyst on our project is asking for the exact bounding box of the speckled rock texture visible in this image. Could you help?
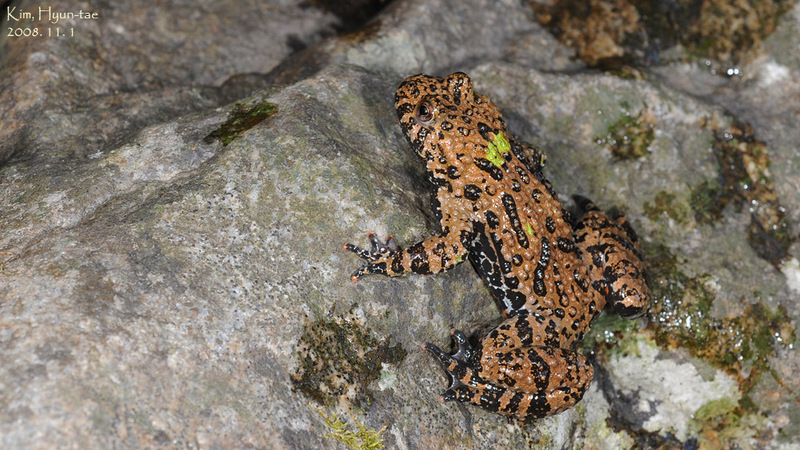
[2,0,800,448]
[0,0,336,165]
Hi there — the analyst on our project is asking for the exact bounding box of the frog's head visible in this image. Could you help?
[395,72,508,173]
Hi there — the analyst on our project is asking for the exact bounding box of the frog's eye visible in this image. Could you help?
[415,100,435,124]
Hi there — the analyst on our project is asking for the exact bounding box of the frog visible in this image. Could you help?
[343,72,651,420]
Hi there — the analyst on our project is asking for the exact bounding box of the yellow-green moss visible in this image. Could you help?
[595,105,655,160]
[582,309,645,357]
[690,397,768,449]
[643,191,690,224]
[485,131,511,167]
[644,243,795,394]
[317,408,387,450]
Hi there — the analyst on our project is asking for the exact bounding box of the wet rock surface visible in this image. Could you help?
[2,0,800,448]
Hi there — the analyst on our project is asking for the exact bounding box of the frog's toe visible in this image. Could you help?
[350,262,390,280]
[342,242,375,261]
[368,233,399,254]
[449,329,475,361]
[423,330,474,364]
[422,341,452,367]
[343,234,400,261]
[343,234,402,279]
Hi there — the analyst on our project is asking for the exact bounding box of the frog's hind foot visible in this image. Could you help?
[422,329,476,394]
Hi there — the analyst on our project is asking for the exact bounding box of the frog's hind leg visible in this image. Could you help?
[571,195,651,318]
[423,330,593,420]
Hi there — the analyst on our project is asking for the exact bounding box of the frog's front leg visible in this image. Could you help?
[343,195,474,280]
[424,325,593,420]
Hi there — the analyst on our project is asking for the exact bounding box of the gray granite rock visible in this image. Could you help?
[2,0,800,448]
[0,0,336,164]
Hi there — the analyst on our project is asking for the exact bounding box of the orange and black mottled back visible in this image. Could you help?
[345,72,651,420]
[394,73,605,344]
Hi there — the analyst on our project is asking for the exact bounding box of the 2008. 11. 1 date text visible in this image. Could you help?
[7,27,73,37]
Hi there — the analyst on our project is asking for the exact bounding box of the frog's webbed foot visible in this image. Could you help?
[422,330,476,394]
[342,233,400,280]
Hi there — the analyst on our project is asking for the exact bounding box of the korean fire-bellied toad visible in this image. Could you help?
[343,72,651,420]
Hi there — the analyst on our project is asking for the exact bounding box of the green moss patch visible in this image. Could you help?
[643,191,690,224]
[690,120,793,266]
[682,0,793,71]
[582,309,644,356]
[595,105,655,160]
[204,101,278,146]
[528,0,792,71]
[689,397,769,449]
[317,408,387,450]
[644,243,795,393]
